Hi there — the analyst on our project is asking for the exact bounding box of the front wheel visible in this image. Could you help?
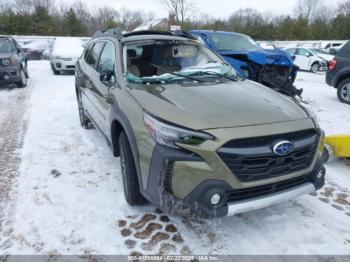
[17,68,27,88]
[119,131,147,206]
[51,63,60,75]
[337,79,350,105]
[310,62,320,73]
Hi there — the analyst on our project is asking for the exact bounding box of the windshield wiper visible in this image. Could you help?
[188,71,239,82]
[151,63,205,83]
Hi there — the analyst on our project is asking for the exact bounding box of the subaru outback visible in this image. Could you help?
[75,29,326,218]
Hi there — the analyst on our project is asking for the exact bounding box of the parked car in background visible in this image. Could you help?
[285,47,334,73]
[323,42,345,54]
[326,41,350,105]
[329,43,347,55]
[50,37,84,75]
[75,29,326,218]
[0,36,28,87]
[21,41,49,60]
[190,30,301,97]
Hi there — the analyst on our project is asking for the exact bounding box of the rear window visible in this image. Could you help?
[0,38,14,53]
[338,41,350,58]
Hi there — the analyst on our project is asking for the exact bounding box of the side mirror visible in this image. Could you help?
[100,70,115,86]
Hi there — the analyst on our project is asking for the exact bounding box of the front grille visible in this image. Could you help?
[218,129,319,182]
[226,173,313,202]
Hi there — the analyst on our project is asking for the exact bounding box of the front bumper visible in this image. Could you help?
[227,182,315,216]
[0,67,21,85]
[142,123,326,219]
[144,144,325,218]
[52,59,77,71]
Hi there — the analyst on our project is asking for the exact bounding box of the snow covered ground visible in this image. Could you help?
[0,61,349,256]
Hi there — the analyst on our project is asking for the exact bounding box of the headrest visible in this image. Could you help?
[127,49,137,58]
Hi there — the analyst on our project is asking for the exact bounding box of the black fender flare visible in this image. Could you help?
[334,68,350,87]
[109,105,150,197]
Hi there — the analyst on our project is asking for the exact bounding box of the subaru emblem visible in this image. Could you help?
[273,141,293,156]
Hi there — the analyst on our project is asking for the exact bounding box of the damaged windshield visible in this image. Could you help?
[211,33,261,52]
[124,40,239,84]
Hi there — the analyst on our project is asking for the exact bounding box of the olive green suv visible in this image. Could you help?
[75,29,326,218]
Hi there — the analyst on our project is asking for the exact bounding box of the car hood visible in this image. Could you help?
[127,80,309,130]
[219,49,295,67]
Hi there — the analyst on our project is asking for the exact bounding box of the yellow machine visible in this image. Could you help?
[324,135,350,158]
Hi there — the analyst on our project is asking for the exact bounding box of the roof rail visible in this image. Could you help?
[172,30,196,40]
[123,30,196,40]
[93,28,123,40]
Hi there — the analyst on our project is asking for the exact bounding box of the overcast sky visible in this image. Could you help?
[59,0,301,18]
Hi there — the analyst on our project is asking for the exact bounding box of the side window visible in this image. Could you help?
[85,41,105,68]
[296,48,310,57]
[286,48,296,55]
[97,42,116,73]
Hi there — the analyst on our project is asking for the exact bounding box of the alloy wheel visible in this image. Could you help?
[340,84,350,102]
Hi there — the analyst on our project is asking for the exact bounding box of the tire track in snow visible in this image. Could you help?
[0,83,33,251]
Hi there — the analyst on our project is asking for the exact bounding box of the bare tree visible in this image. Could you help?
[14,0,34,14]
[338,0,350,16]
[159,0,196,24]
[90,6,118,32]
[294,0,324,22]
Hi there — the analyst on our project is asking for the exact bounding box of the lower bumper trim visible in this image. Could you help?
[227,182,315,216]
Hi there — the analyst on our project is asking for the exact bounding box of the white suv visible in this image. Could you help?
[286,47,334,73]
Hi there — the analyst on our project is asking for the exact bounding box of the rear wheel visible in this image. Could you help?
[17,68,27,88]
[76,87,92,129]
[337,79,350,105]
[119,131,147,206]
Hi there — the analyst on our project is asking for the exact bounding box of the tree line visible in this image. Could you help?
[0,0,349,40]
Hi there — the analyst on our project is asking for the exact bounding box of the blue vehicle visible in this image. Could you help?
[190,30,302,97]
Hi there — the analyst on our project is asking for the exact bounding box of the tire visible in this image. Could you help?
[310,62,320,73]
[76,87,92,129]
[337,79,350,105]
[51,63,60,75]
[119,131,147,206]
[24,60,29,79]
[16,68,27,88]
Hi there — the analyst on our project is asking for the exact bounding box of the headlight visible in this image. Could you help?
[143,113,215,148]
[1,58,11,66]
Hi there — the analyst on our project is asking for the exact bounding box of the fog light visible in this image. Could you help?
[4,75,9,80]
[210,193,221,205]
[317,167,326,179]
